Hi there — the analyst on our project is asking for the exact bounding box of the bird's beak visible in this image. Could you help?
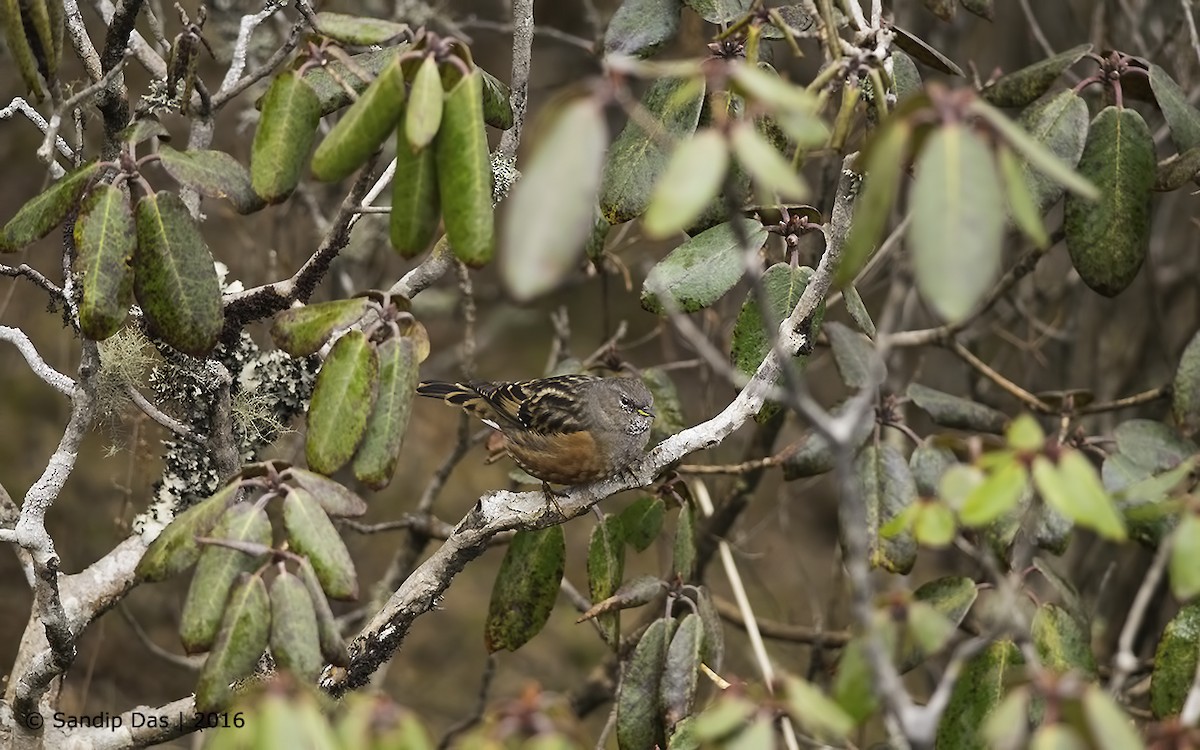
[637,407,655,418]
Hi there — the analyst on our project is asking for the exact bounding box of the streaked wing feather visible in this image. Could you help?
[478,374,596,434]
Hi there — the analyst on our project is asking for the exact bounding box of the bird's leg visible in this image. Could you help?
[540,481,569,518]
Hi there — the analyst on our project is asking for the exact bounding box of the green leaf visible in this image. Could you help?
[836,121,910,287]
[842,283,877,337]
[694,585,724,673]
[783,675,853,741]
[892,25,964,76]
[501,97,607,300]
[305,330,380,475]
[312,12,407,45]
[0,161,99,251]
[913,501,957,547]
[180,504,271,654]
[982,687,1031,750]
[961,0,994,20]
[1032,453,1127,540]
[1151,602,1200,718]
[617,618,675,750]
[73,183,135,340]
[389,125,440,258]
[1150,64,1200,152]
[588,513,627,647]
[1174,329,1200,437]
[960,461,1028,527]
[907,383,1009,434]
[485,526,565,652]
[981,44,1092,108]
[133,191,224,357]
[1064,106,1155,297]
[1114,419,1197,472]
[298,557,349,667]
[673,499,697,581]
[641,367,686,444]
[1171,514,1200,601]
[661,614,704,729]
[600,76,706,224]
[283,486,358,600]
[1007,413,1046,451]
[269,570,323,682]
[1033,603,1097,676]
[118,117,170,146]
[910,442,957,497]
[1081,685,1145,750]
[311,54,406,183]
[0,0,46,100]
[251,71,321,203]
[781,399,873,479]
[282,467,368,518]
[915,576,978,632]
[911,124,1005,323]
[479,68,515,131]
[194,573,269,711]
[295,49,400,116]
[729,121,807,202]
[643,128,730,239]
[825,321,880,389]
[729,262,821,377]
[1008,90,1092,215]
[620,496,666,552]
[436,70,495,266]
[855,444,918,573]
[641,218,764,314]
[998,145,1049,248]
[604,0,683,58]
[270,297,371,357]
[405,56,444,152]
[136,481,240,582]
[157,146,264,214]
[352,337,419,490]
[684,0,751,23]
[936,640,1023,749]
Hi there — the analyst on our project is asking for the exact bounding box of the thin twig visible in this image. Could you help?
[0,326,75,396]
[712,594,851,646]
[0,263,66,303]
[676,444,797,475]
[949,340,1054,413]
[38,55,131,164]
[116,602,201,670]
[1078,385,1171,415]
[0,99,72,175]
[438,655,496,750]
[1110,532,1172,696]
[124,384,192,438]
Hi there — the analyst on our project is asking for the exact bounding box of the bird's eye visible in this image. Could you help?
[619,395,633,409]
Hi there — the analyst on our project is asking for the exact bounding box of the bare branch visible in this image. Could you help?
[0,99,73,175]
[0,327,75,396]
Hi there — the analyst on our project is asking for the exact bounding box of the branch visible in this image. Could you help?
[0,326,75,396]
[0,262,66,303]
[496,0,535,164]
[94,0,168,79]
[0,99,72,175]
[214,3,293,104]
[59,695,197,749]
[38,53,131,164]
[712,594,851,646]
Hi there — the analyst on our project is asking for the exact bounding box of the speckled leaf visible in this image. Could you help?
[620,495,666,552]
[1064,106,1154,296]
[908,383,1009,434]
[605,0,683,58]
[1033,603,1097,676]
[436,70,494,266]
[833,619,899,723]
[684,0,751,23]
[892,51,922,102]
[782,400,872,479]
[588,513,626,646]
[195,573,269,711]
[936,640,1023,749]
[1033,453,1127,540]
[157,146,264,214]
[694,586,724,673]
[1150,64,1200,153]
[729,262,820,376]
[892,26,964,76]
[282,467,367,518]
[405,57,444,152]
[578,575,667,623]
[783,675,853,741]
[389,125,440,258]
[673,500,697,581]
[312,12,407,45]
[479,69,514,131]
[915,576,977,633]
[641,218,765,314]
[1171,514,1200,601]
[1152,602,1200,717]
[641,367,686,444]
[911,124,1005,323]
[981,44,1091,108]
[643,129,729,239]
[730,121,807,201]
[837,120,910,288]
[910,442,957,497]
[269,570,323,682]
[73,183,135,339]
[311,54,406,183]
[251,71,321,203]
[284,486,358,600]
[1154,147,1200,191]
[0,161,98,251]
[485,526,565,652]
[502,97,607,300]
[1173,330,1200,436]
[961,0,994,20]
[294,49,398,116]
[661,614,704,729]
[352,337,418,490]
[270,298,371,357]
[306,330,379,475]
[600,76,705,224]
[137,481,241,582]
[1114,419,1197,472]
[826,321,880,389]
[617,617,675,750]
[298,557,349,667]
[180,503,271,654]
[133,191,223,357]
[855,444,918,573]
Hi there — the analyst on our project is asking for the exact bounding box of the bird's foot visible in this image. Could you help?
[540,481,569,518]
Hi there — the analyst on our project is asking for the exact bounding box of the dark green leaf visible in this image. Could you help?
[133,191,224,357]
[855,444,918,573]
[684,0,751,23]
[1150,64,1200,152]
[436,70,495,266]
[782,399,873,479]
[892,26,964,76]
[892,51,923,102]
[936,640,1023,749]
[729,262,820,376]
[910,442,957,497]
[117,117,170,145]
[961,0,994,20]
[73,183,135,339]
[981,44,1091,108]
[311,54,406,183]
[620,496,666,552]
[157,146,264,214]
[0,161,98,251]
[661,614,704,729]
[485,526,565,652]
[694,586,724,674]
[283,486,359,600]
[578,575,666,623]
[270,297,372,357]
[479,68,514,130]
[269,570,323,682]
[195,573,269,711]
[1033,603,1097,676]
[136,481,240,582]
[1114,419,1198,472]
[605,0,683,58]
[907,382,1009,434]
[842,283,876,337]
[282,467,368,518]
[251,71,321,203]
[352,337,419,490]
[389,125,440,258]
[502,98,607,300]
[1151,602,1200,718]
[1174,330,1200,437]
[588,513,627,646]
[673,500,697,581]
[305,330,380,475]
[617,618,675,750]
[641,218,765,314]
[295,49,400,116]
[312,12,407,45]
[825,321,880,389]
[1064,106,1154,296]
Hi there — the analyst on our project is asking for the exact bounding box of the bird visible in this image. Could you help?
[415,374,656,510]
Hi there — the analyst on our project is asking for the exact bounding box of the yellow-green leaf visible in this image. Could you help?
[311,54,406,183]
[435,70,495,266]
[405,56,444,152]
[283,486,358,600]
[643,129,729,239]
[74,183,135,340]
[251,71,321,203]
[352,337,418,490]
[0,161,99,251]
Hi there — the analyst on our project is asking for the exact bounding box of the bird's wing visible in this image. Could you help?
[477,374,597,434]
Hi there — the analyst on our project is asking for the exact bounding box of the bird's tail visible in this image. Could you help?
[416,381,496,423]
